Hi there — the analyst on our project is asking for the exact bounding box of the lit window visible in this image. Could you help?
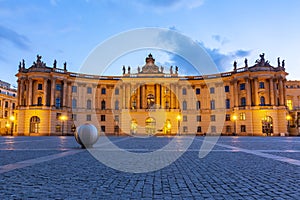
[240,113,246,121]
[287,100,293,110]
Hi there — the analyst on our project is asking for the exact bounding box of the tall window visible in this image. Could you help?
[260,96,265,106]
[224,85,230,92]
[12,103,15,109]
[182,88,187,95]
[87,87,92,94]
[196,88,200,95]
[86,115,91,121]
[182,101,187,110]
[226,114,231,121]
[30,116,40,133]
[210,115,216,121]
[72,86,77,93]
[115,88,119,95]
[197,126,202,133]
[87,99,92,109]
[5,101,8,108]
[225,99,230,109]
[56,84,61,91]
[101,100,106,110]
[196,101,201,110]
[101,115,106,121]
[115,100,119,110]
[259,82,265,89]
[287,99,293,110]
[240,113,246,121]
[38,84,43,90]
[210,87,215,94]
[101,88,106,94]
[241,125,246,132]
[37,97,42,106]
[72,99,77,109]
[210,100,215,110]
[241,97,246,106]
[197,115,201,122]
[55,98,61,108]
[240,83,245,90]
[132,98,137,109]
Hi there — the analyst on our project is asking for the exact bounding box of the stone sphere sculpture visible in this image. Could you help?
[75,123,99,148]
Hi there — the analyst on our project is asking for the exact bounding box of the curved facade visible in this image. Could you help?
[15,54,291,136]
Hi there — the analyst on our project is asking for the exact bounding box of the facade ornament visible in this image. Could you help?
[128,66,131,74]
[53,59,57,68]
[277,57,281,67]
[175,66,178,74]
[244,58,248,68]
[64,62,67,70]
[233,61,237,71]
[22,59,25,68]
[170,66,173,74]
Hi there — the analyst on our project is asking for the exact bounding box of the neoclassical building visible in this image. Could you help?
[0,80,17,135]
[15,53,297,136]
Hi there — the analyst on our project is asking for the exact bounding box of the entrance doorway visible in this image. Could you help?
[262,116,273,136]
[145,117,156,135]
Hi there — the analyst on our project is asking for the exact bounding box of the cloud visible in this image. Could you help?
[0,25,30,50]
[212,34,229,45]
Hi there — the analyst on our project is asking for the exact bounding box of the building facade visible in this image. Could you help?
[15,53,296,136]
[0,80,17,135]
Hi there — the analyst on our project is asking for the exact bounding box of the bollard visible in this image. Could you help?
[74,123,99,148]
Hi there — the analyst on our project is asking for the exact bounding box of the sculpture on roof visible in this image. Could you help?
[64,62,67,70]
[122,65,125,74]
[53,59,57,68]
[244,58,248,68]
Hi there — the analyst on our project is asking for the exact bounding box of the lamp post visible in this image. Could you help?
[9,116,15,136]
[232,115,237,136]
[286,114,291,136]
[59,115,68,136]
[5,123,10,135]
[176,114,181,136]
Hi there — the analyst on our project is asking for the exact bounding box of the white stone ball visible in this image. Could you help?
[75,123,99,148]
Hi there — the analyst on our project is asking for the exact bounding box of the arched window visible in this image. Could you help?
[72,99,77,109]
[30,116,40,133]
[37,97,42,106]
[182,101,187,110]
[87,99,92,109]
[196,101,201,110]
[260,96,265,106]
[101,100,106,110]
[115,100,119,110]
[241,97,246,106]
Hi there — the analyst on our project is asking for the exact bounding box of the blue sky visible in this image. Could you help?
[1,0,300,87]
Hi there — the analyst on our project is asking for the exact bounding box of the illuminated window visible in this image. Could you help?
[287,100,293,110]
[30,116,40,133]
[240,113,246,121]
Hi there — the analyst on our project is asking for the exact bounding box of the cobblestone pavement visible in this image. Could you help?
[0,136,300,199]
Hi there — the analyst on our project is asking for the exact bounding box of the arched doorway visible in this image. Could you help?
[130,119,137,135]
[145,117,156,135]
[30,116,40,133]
[262,116,273,136]
[163,119,171,134]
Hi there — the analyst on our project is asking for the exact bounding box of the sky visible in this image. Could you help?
[1,0,300,87]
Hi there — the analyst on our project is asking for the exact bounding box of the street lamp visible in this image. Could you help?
[59,115,68,136]
[9,116,15,136]
[286,114,291,136]
[232,115,237,136]
[176,114,181,136]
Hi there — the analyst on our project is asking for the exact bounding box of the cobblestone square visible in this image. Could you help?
[0,136,300,199]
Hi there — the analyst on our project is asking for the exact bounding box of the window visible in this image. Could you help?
[30,116,40,133]
[101,88,106,94]
[241,125,246,132]
[56,113,61,120]
[56,84,61,91]
[101,115,106,121]
[86,115,91,121]
[197,115,201,122]
[72,99,77,109]
[101,100,106,110]
[240,113,246,121]
[56,124,61,132]
[196,101,201,110]
[38,84,43,90]
[5,101,8,108]
[115,100,119,110]
[226,114,231,121]
[183,115,187,122]
[55,98,61,108]
[240,83,245,90]
[260,96,265,106]
[12,103,16,109]
[210,115,216,121]
[114,115,119,122]
[165,101,169,109]
[259,82,265,89]
[211,126,216,133]
[210,87,215,94]
[37,97,42,106]
[183,126,188,133]
[101,126,106,132]
[87,87,92,94]
[4,111,8,118]
[226,99,230,109]
[197,126,202,133]
[196,88,200,95]
[287,100,293,110]
[224,86,230,92]
[87,99,92,109]
[226,125,231,133]
[210,100,215,110]
[72,114,77,121]
[182,101,187,110]
[72,86,77,93]
[115,88,119,95]
[182,88,187,95]
[241,97,246,106]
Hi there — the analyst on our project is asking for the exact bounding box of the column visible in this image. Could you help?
[43,79,48,106]
[141,85,146,109]
[63,80,67,107]
[170,84,174,109]
[283,79,287,106]
[233,80,238,107]
[28,78,33,106]
[175,84,179,109]
[279,78,284,106]
[67,82,72,108]
[161,85,165,109]
[122,84,126,109]
[269,78,275,105]
[50,79,56,107]
[155,84,160,108]
[245,78,251,106]
[254,78,259,106]
[136,85,140,109]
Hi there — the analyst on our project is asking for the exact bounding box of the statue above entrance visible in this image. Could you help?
[140,54,160,74]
